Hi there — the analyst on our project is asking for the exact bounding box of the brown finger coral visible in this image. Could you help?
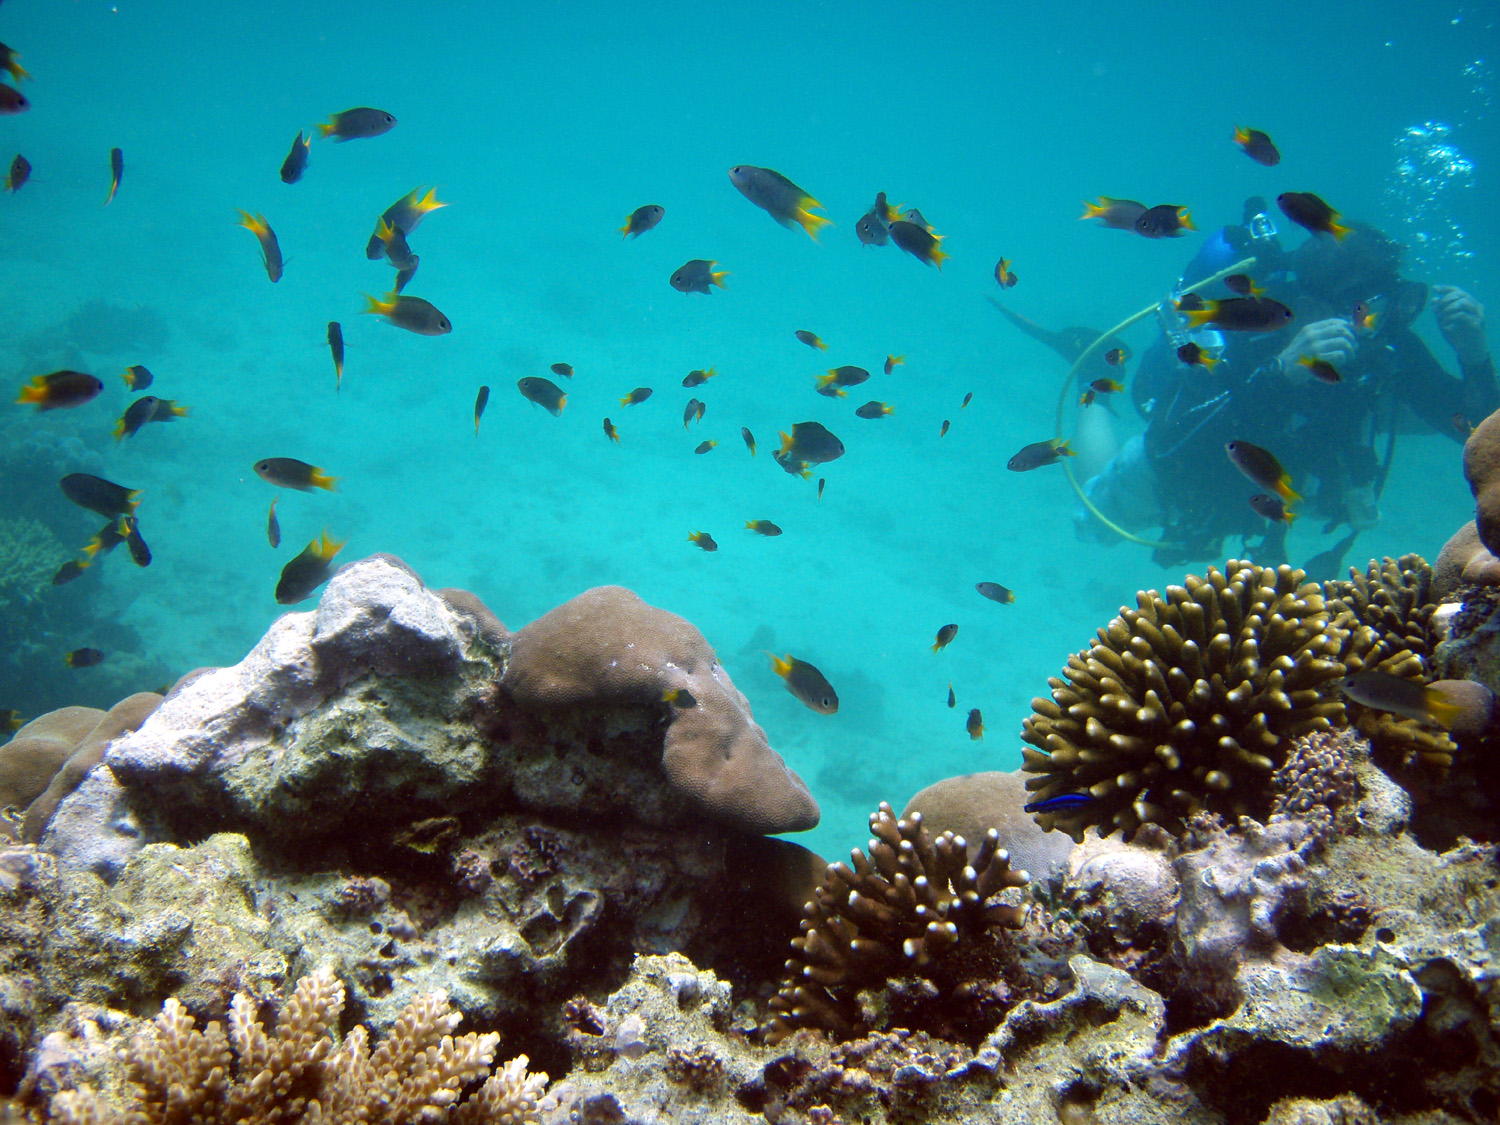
[48,968,549,1124]
[1021,561,1349,842]
[764,802,1030,1045]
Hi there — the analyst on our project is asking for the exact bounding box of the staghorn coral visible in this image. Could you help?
[764,802,1030,1045]
[1021,561,1348,841]
[47,968,548,1124]
[0,516,71,613]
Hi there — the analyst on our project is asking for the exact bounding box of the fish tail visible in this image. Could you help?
[310,469,339,492]
[317,121,337,138]
[1234,125,1249,145]
[778,431,794,455]
[816,373,838,389]
[1274,475,1302,503]
[112,418,127,441]
[1177,208,1196,231]
[1329,218,1350,241]
[1201,352,1220,370]
[14,382,46,405]
[711,270,728,289]
[619,220,632,238]
[929,244,949,270]
[318,530,348,560]
[361,292,392,317]
[237,210,267,235]
[124,489,143,513]
[418,188,447,214]
[170,404,189,418]
[555,394,567,415]
[762,651,792,679]
[619,394,634,406]
[1183,308,1214,330]
[794,203,833,241]
[888,354,904,368]
[1424,685,1464,730]
[1283,508,1299,525]
[1055,440,1075,456]
[1078,199,1105,220]
[6,60,30,83]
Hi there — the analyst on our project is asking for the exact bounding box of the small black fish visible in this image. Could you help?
[619,386,652,406]
[619,204,664,238]
[113,395,187,440]
[17,370,104,410]
[888,219,947,267]
[745,520,782,536]
[817,477,826,500]
[280,130,310,184]
[83,520,127,560]
[1134,204,1194,238]
[4,153,29,191]
[1234,126,1280,166]
[376,219,417,270]
[52,559,89,585]
[518,377,567,416]
[237,211,283,282]
[603,417,619,443]
[855,207,889,246]
[966,708,984,740]
[1224,274,1261,297]
[741,427,756,456]
[275,530,346,604]
[670,259,727,294]
[551,362,574,378]
[1277,191,1348,239]
[855,401,892,418]
[104,147,122,205]
[267,496,281,548]
[682,367,717,388]
[122,365,154,391]
[318,106,396,141]
[1249,493,1296,525]
[728,164,831,239]
[118,516,151,567]
[931,623,957,652]
[684,398,702,429]
[1298,356,1341,384]
[1181,296,1294,332]
[961,392,973,408]
[795,330,827,351]
[328,322,344,390]
[694,440,717,454]
[818,366,869,392]
[0,85,28,115]
[474,385,490,435]
[939,419,950,437]
[255,458,337,491]
[60,473,141,518]
[688,531,718,552]
[662,687,696,707]
[946,684,956,708]
[778,421,844,464]
[1177,341,1219,370]
[1080,196,1146,230]
[1007,438,1074,471]
[975,582,1014,604]
[1226,440,1300,502]
[766,652,839,713]
[65,647,105,668]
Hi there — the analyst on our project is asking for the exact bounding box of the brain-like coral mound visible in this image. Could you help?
[1022,561,1349,841]
[764,802,1030,1045]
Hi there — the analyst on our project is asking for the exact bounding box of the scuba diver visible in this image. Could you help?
[1065,196,1495,570]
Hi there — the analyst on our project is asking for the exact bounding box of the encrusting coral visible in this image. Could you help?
[1021,561,1349,841]
[46,968,548,1124]
[764,802,1030,1045]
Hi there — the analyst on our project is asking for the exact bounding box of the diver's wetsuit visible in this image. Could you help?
[1134,289,1498,558]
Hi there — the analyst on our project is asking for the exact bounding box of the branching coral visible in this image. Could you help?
[0,516,70,613]
[48,969,548,1124]
[1022,561,1349,842]
[764,803,1029,1045]
[1324,554,1455,771]
[1269,729,1359,848]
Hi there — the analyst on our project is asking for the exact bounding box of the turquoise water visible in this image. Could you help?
[1,1,1495,862]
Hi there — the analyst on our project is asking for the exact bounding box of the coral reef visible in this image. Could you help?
[1432,520,1500,599]
[1463,406,1500,556]
[1021,561,1349,841]
[0,517,70,616]
[2,556,818,1094]
[496,584,818,835]
[43,967,548,1124]
[900,770,1076,881]
[764,802,1032,1045]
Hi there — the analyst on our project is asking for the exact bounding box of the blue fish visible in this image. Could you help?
[1024,793,1093,813]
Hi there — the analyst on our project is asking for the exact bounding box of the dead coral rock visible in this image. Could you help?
[1022,561,1348,841]
[1063,836,1179,969]
[499,585,817,835]
[21,693,162,846]
[902,770,1076,882]
[1463,406,1500,556]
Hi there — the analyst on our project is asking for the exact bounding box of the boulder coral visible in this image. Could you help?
[1462,405,1500,556]
[496,584,817,835]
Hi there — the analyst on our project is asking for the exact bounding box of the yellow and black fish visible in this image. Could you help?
[619,386,653,406]
[682,367,716,388]
[122,365,153,391]
[1225,440,1300,502]
[237,211,283,282]
[275,529,347,604]
[966,708,984,740]
[993,258,1017,288]
[741,428,756,456]
[765,652,839,714]
[745,520,782,536]
[4,153,30,192]
[688,531,718,552]
[1338,671,1465,728]
[619,204,664,239]
[551,363,574,378]
[118,516,151,567]
[17,370,103,410]
[1234,126,1280,166]
[884,354,904,375]
[795,331,827,351]
[1007,438,1073,471]
[366,187,446,258]
[328,322,344,390]
[254,457,337,491]
[60,473,140,518]
[65,648,105,669]
[318,106,396,141]
[114,396,187,441]
[104,147,122,205]
[363,292,451,335]
[518,377,567,416]
[474,385,490,435]
[603,417,619,443]
[778,421,844,464]
[728,165,831,240]
[1079,196,1146,230]
[1134,204,1195,239]
[931,623,957,653]
[889,219,947,267]
[975,582,1014,604]
[670,259,728,294]
[855,401,893,419]
[694,440,717,454]
[280,130,310,184]
[1298,356,1341,384]
[684,399,702,429]
[1277,191,1348,240]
